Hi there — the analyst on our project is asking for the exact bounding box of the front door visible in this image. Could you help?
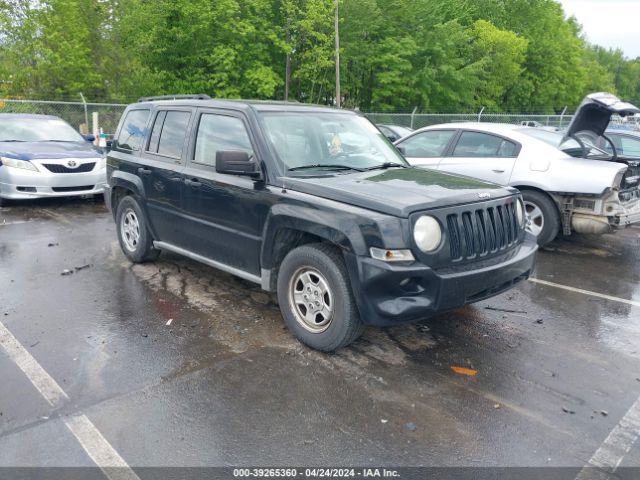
[180,110,273,276]
[396,129,457,169]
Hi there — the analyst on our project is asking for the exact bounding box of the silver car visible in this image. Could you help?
[0,114,107,206]
[395,93,640,246]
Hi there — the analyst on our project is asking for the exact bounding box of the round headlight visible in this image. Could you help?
[516,198,525,227]
[413,216,442,252]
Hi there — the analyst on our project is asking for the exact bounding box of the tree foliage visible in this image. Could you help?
[1,0,639,112]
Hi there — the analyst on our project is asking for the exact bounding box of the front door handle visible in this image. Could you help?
[492,169,505,173]
[184,178,202,188]
[138,167,152,175]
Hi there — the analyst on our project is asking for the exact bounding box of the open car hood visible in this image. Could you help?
[563,92,640,143]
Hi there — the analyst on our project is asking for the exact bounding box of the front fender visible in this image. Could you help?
[260,203,369,270]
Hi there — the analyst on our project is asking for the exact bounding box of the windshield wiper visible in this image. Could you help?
[288,164,366,172]
[365,162,408,170]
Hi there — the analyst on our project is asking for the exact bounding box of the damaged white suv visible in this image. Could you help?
[395,93,640,246]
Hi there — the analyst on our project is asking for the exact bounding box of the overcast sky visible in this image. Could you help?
[558,0,640,58]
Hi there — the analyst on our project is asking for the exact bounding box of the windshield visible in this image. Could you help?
[516,127,608,158]
[0,117,85,142]
[259,112,407,173]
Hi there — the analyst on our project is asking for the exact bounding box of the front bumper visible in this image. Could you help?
[345,235,538,326]
[0,161,106,200]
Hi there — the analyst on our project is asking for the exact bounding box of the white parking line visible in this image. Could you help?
[529,278,640,308]
[0,321,140,479]
[575,396,640,479]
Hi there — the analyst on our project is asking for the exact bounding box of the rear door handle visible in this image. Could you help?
[138,167,152,175]
[184,178,202,188]
[492,169,505,173]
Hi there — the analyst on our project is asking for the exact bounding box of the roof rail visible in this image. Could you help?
[137,94,211,103]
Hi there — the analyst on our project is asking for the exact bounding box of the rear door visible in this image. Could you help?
[395,129,456,169]
[437,130,519,185]
[139,107,193,245]
[180,109,273,276]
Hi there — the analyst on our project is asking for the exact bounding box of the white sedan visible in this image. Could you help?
[395,93,640,246]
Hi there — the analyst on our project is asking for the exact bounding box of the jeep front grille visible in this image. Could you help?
[446,203,519,261]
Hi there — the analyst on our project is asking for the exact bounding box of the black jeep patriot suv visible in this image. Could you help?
[105,95,537,351]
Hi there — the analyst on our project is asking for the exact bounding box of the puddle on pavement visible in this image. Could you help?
[128,254,438,376]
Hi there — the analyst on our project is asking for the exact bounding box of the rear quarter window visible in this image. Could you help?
[116,109,150,151]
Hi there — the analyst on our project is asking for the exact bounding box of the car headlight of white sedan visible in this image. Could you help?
[1,156,38,172]
[413,215,442,252]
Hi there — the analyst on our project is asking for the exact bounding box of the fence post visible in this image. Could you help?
[92,112,99,146]
[410,106,418,129]
[79,92,89,132]
[559,106,567,128]
[477,107,485,122]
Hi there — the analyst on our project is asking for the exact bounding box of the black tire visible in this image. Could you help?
[276,243,364,352]
[115,195,160,263]
[0,197,9,208]
[521,189,560,247]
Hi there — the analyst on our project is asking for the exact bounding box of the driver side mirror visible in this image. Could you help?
[83,134,96,142]
[216,150,261,179]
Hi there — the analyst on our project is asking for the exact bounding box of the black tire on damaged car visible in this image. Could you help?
[115,194,160,263]
[521,189,560,247]
[277,243,365,352]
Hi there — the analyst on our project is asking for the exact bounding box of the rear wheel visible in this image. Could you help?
[522,189,560,247]
[115,195,160,263]
[277,243,364,351]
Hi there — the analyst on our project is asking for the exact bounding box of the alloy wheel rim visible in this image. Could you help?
[288,267,334,333]
[121,208,141,252]
[524,201,544,237]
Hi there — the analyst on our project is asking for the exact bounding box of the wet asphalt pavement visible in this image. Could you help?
[1,198,640,476]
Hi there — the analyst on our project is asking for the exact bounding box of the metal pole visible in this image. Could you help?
[410,106,418,129]
[477,107,485,122]
[79,92,88,130]
[559,106,567,128]
[334,0,341,108]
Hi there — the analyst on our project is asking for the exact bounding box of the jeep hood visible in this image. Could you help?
[563,92,640,142]
[283,167,515,217]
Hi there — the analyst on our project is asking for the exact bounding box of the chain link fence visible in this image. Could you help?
[362,112,576,130]
[2,98,638,135]
[0,99,126,136]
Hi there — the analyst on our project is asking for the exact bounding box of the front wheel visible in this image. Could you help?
[522,190,560,247]
[115,195,160,263]
[277,243,364,352]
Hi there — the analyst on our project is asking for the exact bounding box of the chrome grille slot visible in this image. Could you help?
[447,214,461,260]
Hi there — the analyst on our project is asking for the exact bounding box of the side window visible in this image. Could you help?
[194,114,254,167]
[116,109,150,151]
[398,130,455,157]
[147,111,167,154]
[453,131,517,158]
[619,135,640,157]
[154,111,191,159]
